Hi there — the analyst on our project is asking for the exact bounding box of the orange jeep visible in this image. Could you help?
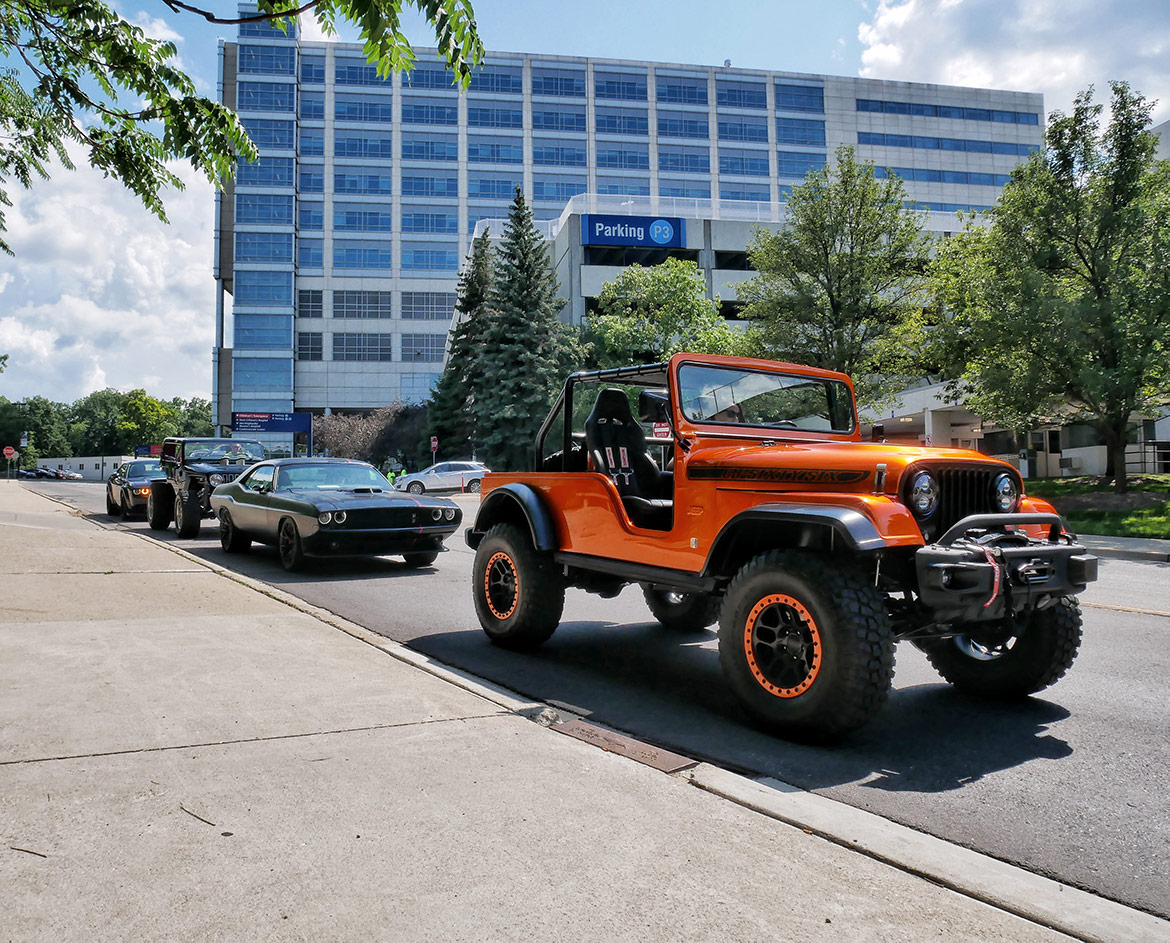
[466,353,1098,741]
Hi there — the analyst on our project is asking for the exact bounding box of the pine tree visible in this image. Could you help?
[473,189,581,471]
[425,229,494,458]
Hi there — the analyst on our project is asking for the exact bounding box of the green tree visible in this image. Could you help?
[931,83,1170,492]
[0,0,482,254]
[173,397,214,437]
[118,389,179,449]
[587,257,749,368]
[425,228,494,459]
[739,145,931,406]
[473,189,581,471]
[4,395,71,459]
[67,389,129,455]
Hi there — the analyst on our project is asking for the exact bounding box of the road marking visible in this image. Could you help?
[1083,601,1170,618]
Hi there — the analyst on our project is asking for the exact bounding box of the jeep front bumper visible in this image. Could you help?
[914,513,1098,624]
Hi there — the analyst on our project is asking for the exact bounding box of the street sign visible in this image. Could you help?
[430,436,438,457]
[232,412,312,434]
[652,422,671,439]
[3,446,14,459]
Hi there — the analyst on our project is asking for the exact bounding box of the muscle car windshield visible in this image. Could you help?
[276,462,391,490]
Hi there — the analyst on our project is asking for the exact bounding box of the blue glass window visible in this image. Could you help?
[404,67,455,91]
[719,148,769,177]
[596,176,650,197]
[335,134,393,159]
[532,175,586,203]
[238,45,295,75]
[468,105,523,129]
[296,238,323,268]
[402,292,456,319]
[469,136,524,163]
[298,130,323,157]
[720,183,770,202]
[333,333,393,361]
[402,373,440,401]
[236,231,293,263]
[299,55,324,84]
[335,57,386,87]
[856,99,1039,125]
[334,203,393,232]
[402,334,447,361]
[402,100,458,125]
[595,71,647,101]
[401,175,458,198]
[297,289,323,318]
[333,239,392,270]
[334,291,393,319]
[776,151,826,177]
[658,144,710,174]
[236,156,294,187]
[233,356,293,394]
[777,117,826,146]
[857,131,1037,157]
[531,67,585,97]
[234,271,293,305]
[298,169,324,193]
[716,79,766,109]
[239,18,296,39]
[595,107,648,136]
[468,174,522,200]
[402,246,459,271]
[234,316,292,349]
[297,332,322,361]
[237,82,295,112]
[241,118,294,149]
[659,180,711,199]
[335,94,392,123]
[401,210,458,233]
[469,66,522,94]
[596,144,649,170]
[532,144,586,167]
[298,203,323,230]
[532,105,586,133]
[658,112,709,139]
[236,193,293,223]
[334,171,392,195]
[718,115,768,143]
[874,166,1011,186]
[657,76,707,105]
[776,83,824,114]
[402,134,459,161]
[299,92,324,120]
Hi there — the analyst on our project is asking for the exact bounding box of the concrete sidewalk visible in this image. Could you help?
[1,482,1164,942]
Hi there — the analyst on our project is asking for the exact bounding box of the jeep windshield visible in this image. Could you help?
[183,439,266,463]
[677,363,856,433]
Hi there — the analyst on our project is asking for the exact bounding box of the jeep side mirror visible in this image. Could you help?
[872,423,885,442]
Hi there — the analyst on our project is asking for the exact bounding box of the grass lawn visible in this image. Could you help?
[1024,474,1170,539]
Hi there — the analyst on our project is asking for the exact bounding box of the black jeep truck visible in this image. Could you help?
[147,437,266,538]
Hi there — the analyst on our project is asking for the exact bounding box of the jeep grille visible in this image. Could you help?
[915,465,1004,538]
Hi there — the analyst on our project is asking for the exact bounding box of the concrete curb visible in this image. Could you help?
[20,485,1170,941]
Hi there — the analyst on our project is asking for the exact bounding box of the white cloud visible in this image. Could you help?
[858,0,1170,122]
[0,149,217,404]
[129,12,184,45]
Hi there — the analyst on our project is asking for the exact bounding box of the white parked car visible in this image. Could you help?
[394,461,489,494]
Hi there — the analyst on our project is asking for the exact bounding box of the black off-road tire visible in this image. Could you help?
[919,597,1083,699]
[642,585,720,633]
[472,522,564,651]
[278,518,306,572]
[147,487,173,531]
[718,550,895,743]
[402,550,439,568]
[106,489,119,516]
[174,490,202,538]
[218,510,251,554]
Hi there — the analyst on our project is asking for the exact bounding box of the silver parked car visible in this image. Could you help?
[394,460,489,494]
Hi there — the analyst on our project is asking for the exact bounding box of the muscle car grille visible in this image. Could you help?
[932,466,999,534]
[340,507,424,528]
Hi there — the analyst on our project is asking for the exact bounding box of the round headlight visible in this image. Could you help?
[209,473,225,486]
[444,507,455,520]
[992,473,1020,513]
[431,508,443,521]
[318,511,333,525]
[334,510,347,524]
[909,471,939,518]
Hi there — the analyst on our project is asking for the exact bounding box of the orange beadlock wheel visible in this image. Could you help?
[472,522,565,651]
[484,551,520,620]
[742,593,823,697]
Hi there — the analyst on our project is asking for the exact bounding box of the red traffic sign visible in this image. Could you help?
[430,436,438,451]
[2,446,14,459]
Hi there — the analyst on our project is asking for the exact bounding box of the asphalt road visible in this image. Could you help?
[29,480,1170,919]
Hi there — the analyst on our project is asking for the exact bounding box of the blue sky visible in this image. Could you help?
[2,0,1169,406]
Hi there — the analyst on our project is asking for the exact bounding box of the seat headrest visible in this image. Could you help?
[589,388,635,424]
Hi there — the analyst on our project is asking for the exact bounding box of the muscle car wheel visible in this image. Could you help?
[174,491,201,538]
[120,493,132,520]
[719,551,895,742]
[278,518,306,572]
[147,488,172,531]
[918,597,1082,698]
[473,523,564,650]
[642,586,720,633]
[106,489,119,516]
[402,551,438,568]
[218,510,252,554]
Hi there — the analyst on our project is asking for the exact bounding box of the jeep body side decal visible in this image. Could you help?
[689,467,871,484]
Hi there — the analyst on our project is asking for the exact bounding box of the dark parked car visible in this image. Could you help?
[106,459,163,518]
[209,457,462,572]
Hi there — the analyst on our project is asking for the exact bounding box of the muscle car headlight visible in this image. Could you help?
[135,487,151,496]
[992,473,1020,513]
[909,471,939,518]
[318,512,333,525]
[209,474,225,486]
[431,508,443,521]
[334,511,347,524]
[444,507,455,520]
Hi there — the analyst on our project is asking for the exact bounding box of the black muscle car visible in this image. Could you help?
[209,457,461,571]
[106,458,163,518]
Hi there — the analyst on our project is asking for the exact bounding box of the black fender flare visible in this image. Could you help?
[465,483,557,552]
[702,503,889,578]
